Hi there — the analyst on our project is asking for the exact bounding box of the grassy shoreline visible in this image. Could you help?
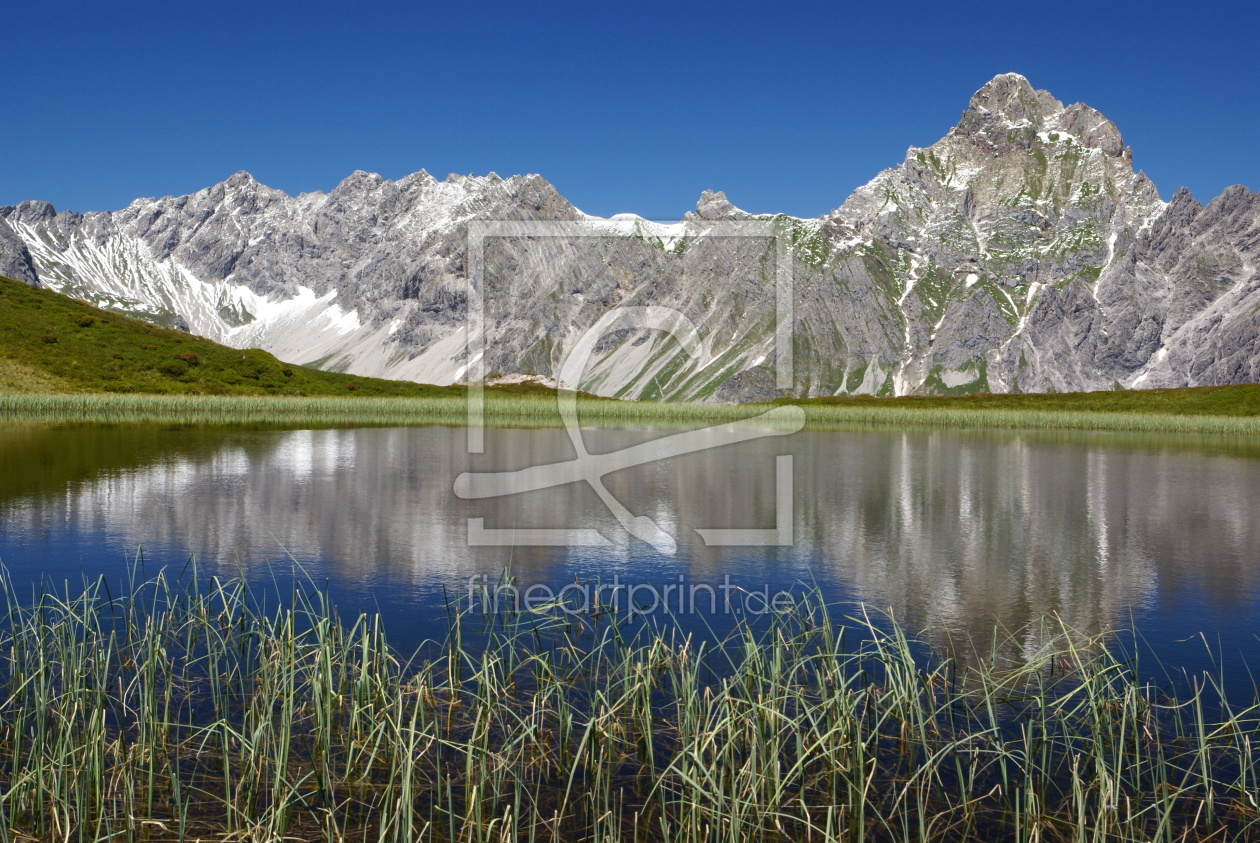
[0,569,1256,842]
[1,390,1259,435]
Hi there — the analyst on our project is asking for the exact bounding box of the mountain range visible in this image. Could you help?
[3,73,1257,400]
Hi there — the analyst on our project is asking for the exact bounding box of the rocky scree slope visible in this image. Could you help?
[3,73,1257,399]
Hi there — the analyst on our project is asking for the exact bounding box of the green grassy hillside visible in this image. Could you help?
[0,275,461,397]
[788,382,1260,416]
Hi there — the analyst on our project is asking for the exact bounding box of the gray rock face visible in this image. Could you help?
[2,73,1257,397]
[0,217,38,286]
[997,184,1260,391]
[1106,186,1260,387]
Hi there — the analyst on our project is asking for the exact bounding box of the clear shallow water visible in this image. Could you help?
[1,422,1258,680]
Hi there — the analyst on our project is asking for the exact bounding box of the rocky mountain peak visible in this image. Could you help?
[331,170,386,197]
[1194,185,1260,247]
[957,73,1061,132]
[951,74,1128,159]
[688,190,745,221]
[223,170,260,190]
[1168,186,1201,213]
[196,171,287,218]
[4,200,58,225]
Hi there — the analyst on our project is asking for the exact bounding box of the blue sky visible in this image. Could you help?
[4,0,1257,218]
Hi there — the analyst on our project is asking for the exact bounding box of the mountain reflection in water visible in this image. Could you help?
[1,423,1257,662]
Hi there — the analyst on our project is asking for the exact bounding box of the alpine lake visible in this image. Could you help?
[2,419,1258,686]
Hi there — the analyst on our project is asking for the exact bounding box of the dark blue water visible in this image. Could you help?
[1,422,1258,688]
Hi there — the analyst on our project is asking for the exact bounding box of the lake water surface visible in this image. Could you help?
[1,422,1258,680]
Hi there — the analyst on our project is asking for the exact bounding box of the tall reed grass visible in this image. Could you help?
[2,392,1259,435]
[0,568,1256,842]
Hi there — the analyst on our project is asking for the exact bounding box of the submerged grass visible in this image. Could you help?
[2,391,1260,435]
[1,569,1257,842]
